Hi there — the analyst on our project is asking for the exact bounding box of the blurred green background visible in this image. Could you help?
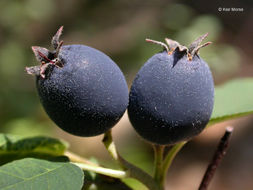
[0,0,252,189]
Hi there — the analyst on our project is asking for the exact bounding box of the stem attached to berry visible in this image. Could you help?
[103,130,161,190]
[153,145,165,189]
[66,150,129,179]
[72,162,129,179]
[102,129,122,167]
[161,141,186,185]
[65,151,99,166]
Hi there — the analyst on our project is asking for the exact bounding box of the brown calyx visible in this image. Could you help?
[146,33,212,61]
[26,26,64,78]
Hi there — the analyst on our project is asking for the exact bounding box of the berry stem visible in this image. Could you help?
[73,162,129,179]
[103,130,161,190]
[66,150,129,179]
[198,127,233,190]
[161,141,186,185]
[102,129,122,167]
[153,145,165,189]
[65,151,99,166]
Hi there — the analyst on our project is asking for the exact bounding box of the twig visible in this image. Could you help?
[198,126,234,190]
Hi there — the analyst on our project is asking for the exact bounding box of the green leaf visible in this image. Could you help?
[210,78,253,125]
[0,134,68,165]
[0,158,84,190]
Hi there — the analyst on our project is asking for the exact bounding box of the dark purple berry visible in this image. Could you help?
[128,34,214,145]
[26,27,129,137]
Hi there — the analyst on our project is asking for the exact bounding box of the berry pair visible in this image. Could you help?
[26,27,214,145]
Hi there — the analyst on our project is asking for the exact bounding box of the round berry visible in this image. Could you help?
[128,34,214,145]
[26,27,129,137]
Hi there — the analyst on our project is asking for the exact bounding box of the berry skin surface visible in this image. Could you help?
[128,35,214,145]
[27,27,129,137]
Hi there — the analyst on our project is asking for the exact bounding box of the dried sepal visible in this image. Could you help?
[39,63,51,78]
[164,38,187,55]
[31,46,50,63]
[188,33,209,53]
[52,26,64,50]
[146,38,169,52]
[27,27,65,79]
[25,65,41,76]
[187,33,211,60]
[145,37,188,55]
[53,58,64,68]
[146,33,211,61]
[26,62,54,78]
[55,40,64,57]
[30,45,61,78]
[165,38,180,50]
[187,53,193,61]
[177,45,188,52]
[29,46,51,78]
[192,42,212,55]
